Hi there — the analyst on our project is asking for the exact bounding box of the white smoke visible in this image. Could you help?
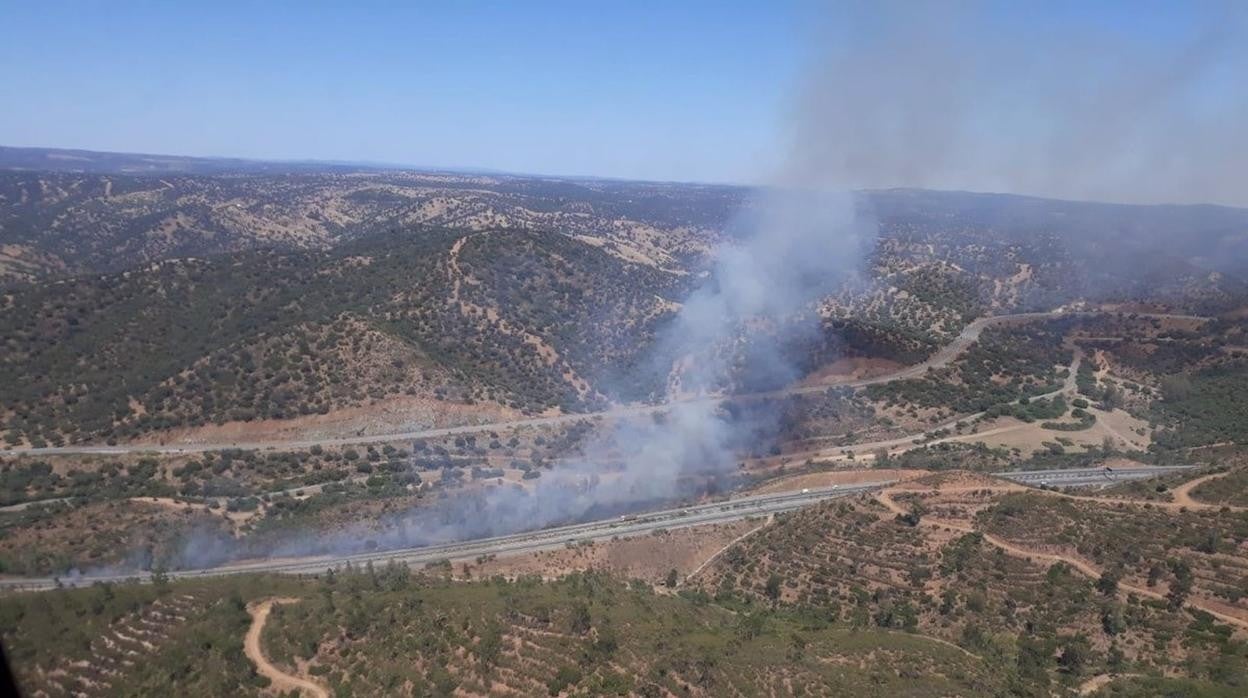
[98,3,1248,575]
[787,1,1248,206]
[160,188,874,567]
[320,188,871,551]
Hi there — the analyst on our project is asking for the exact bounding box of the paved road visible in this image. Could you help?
[0,343,1087,515]
[777,345,1084,462]
[0,465,1192,591]
[0,481,892,591]
[1000,464,1194,487]
[3,310,1205,458]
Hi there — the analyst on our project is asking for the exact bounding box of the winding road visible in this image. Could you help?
[245,598,328,698]
[768,345,1085,463]
[0,308,1207,591]
[875,478,1248,631]
[2,310,1206,458]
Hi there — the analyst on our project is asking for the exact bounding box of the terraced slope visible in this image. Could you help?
[1,586,262,697]
[696,473,1248,693]
[2,571,1013,697]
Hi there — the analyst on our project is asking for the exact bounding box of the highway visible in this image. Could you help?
[0,465,1193,591]
[1,310,1206,457]
[1001,464,1194,487]
[782,345,1085,462]
[0,480,891,591]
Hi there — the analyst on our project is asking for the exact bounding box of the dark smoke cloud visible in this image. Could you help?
[786,1,1248,207]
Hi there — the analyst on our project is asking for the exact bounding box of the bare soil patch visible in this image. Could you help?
[750,468,927,495]
[933,408,1149,456]
[1078,673,1140,695]
[137,394,524,447]
[469,520,759,585]
[1171,471,1229,508]
[799,356,906,386]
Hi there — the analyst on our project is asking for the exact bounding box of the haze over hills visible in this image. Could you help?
[0,146,737,285]
[6,145,1248,285]
[5,1,1248,695]
[2,147,1247,451]
[0,145,406,175]
[4,146,1248,697]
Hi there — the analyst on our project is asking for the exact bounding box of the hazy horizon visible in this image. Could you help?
[2,1,1245,205]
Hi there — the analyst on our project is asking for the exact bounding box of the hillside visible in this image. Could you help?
[695,470,1248,695]
[0,569,1023,697]
[6,149,1247,317]
[0,227,691,446]
[5,158,1248,698]
[5,152,1248,450]
[8,468,1248,697]
[0,150,735,284]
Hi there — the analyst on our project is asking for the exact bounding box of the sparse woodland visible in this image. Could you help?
[7,169,1248,697]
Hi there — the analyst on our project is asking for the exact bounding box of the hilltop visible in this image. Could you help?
[4,149,1248,450]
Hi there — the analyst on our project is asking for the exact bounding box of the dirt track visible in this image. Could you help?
[1170,471,1229,508]
[683,518,772,584]
[980,478,1247,514]
[874,488,1248,631]
[1078,673,1141,695]
[245,598,328,698]
[7,310,1206,457]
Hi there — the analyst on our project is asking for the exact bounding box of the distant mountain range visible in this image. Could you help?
[0,145,431,175]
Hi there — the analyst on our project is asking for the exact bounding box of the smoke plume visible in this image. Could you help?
[137,183,875,572]
[247,188,874,562]
[786,1,1248,207]
[155,1,1248,570]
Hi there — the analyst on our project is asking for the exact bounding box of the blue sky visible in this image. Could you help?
[1,2,1243,198]
[0,2,813,182]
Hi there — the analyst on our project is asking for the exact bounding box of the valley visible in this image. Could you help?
[5,148,1248,697]
[6,2,1247,694]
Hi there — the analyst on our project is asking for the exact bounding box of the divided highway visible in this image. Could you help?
[0,465,1193,591]
[1003,465,1194,487]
